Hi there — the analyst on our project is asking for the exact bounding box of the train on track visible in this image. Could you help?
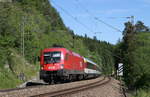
[39,46,101,84]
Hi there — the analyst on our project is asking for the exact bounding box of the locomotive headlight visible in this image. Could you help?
[41,66,44,70]
[60,64,64,69]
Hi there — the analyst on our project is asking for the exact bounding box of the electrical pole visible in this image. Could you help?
[131,16,134,25]
[126,16,135,33]
[23,16,25,59]
[94,32,102,40]
[109,15,135,25]
[126,16,134,25]
[19,15,26,81]
[21,16,25,65]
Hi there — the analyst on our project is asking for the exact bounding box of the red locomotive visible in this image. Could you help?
[39,47,101,83]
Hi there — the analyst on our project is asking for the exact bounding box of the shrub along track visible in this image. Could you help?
[0,76,110,97]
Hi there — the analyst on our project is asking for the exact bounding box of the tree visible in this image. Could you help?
[135,21,150,32]
[116,21,150,89]
[84,34,87,38]
[93,36,97,41]
[120,21,136,89]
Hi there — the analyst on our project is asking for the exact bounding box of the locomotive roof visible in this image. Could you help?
[43,47,66,51]
[43,48,82,57]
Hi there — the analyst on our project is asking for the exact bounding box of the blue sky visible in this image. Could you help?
[50,0,150,44]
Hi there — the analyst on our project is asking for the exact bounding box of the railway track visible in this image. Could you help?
[0,77,111,97]
[32,77,111,97]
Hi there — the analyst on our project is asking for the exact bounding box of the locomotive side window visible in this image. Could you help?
[44,51,61,64]
[86,62,98,70]
[87,62,95,69]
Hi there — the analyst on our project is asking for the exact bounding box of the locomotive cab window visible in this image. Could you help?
[44,51,61,64]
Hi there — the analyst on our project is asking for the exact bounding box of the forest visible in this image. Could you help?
[0,0,114,89]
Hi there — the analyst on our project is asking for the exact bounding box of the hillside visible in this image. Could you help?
[0,0,114,89]
[124,32,150,96]
[132,32,150,88]
[114,21,150,96]
[132,32,150,96]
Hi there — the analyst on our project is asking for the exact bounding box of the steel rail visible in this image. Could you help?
[31,77,111,97]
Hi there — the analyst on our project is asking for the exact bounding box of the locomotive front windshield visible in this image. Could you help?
[44,51,61,64]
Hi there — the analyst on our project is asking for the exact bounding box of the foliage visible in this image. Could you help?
[135,21,150,32]
[0,0,115,89]
[76,35,115,75]
[115,21,150,90]
[132,89,150,97]
[132,33,150,89]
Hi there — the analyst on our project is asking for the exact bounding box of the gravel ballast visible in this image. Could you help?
[59,78,124,97]
[0,77,124,97]
[0,77,104,97]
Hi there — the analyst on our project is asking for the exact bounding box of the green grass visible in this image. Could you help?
[132,89,150,97]
[0,49,39,89]
[0,68,21,89]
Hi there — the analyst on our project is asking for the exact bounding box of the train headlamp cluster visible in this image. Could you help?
[60,64,64,69]
[41,66,44,70]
